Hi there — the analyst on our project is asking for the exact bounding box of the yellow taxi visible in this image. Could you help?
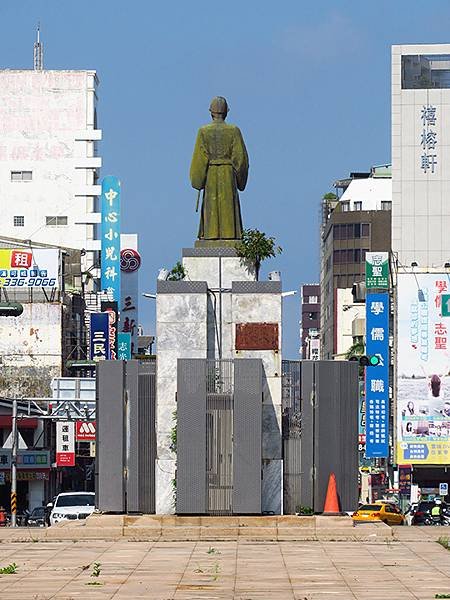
[352,502,405,526]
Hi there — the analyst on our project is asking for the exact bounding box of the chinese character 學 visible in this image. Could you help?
[436,280,448,294]
[371,327,385,341]
[370,301,384,316]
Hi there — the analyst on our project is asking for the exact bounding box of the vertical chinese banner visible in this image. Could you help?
[365,252,389,289]
[365,292,390,458]
[120,236,141,356]
[101,301,118,360]
[56,422,75,467]
[118,332,132,360]
[397,274,450,465]
[101,176,121,301]
[89,313,110,361]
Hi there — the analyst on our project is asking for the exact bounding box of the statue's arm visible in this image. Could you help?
[232,128,249,191]
[190,130,208,190]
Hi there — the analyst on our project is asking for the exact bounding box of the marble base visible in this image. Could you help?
[194,239,240,248]
[262,460,283,515]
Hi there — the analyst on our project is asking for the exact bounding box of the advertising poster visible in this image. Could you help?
[0,248,59,289]
[120,239,141,356]
[397,273,450,464]
[101,301,118,360]
[365,292,390,458]
[101,175,121,301]
[118,332,131,360]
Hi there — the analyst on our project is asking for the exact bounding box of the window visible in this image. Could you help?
[308,295,318,304]
[341,201,350,212]
[46,216,68,226]
[13,216,24,227]
[361,249,369,261]
[11,171,32,181]
[354,223,361,238]
[381,201,391,211]
[354,201,362,211]
[402,54,450,89]
[361,223,370,237]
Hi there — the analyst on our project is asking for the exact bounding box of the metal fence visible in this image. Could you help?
[206,360,234,515]
[282,360,302,514]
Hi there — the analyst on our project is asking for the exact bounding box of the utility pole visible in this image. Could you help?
[10,399,17,527]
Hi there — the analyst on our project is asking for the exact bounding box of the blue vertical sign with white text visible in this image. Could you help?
[365,292,389,458]
[117,332,132,361]
[101,176,121,301]
[90,313,110,361]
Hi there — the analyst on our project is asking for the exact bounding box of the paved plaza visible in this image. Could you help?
[0,535,450,599]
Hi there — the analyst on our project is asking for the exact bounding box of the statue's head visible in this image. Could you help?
[209,96,228,120]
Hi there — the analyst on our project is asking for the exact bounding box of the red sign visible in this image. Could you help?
[76,421,96,441]
[120,248,141,272]
[56,452,75,467]
[11,250,32,268]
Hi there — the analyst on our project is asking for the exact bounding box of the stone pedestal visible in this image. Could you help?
[155,247,283,514]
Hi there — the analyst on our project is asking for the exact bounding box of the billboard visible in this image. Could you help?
[397,273,450,464]
[119,238,140,355]
[101,176,121,301]
[89,313,110,361]
[0,248,59,288]
[56,422,75,467]
[365,292,390,458]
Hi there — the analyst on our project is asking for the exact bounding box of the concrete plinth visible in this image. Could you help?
[155,247,283,514]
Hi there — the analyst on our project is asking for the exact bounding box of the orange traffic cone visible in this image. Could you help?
[323,472,341,515]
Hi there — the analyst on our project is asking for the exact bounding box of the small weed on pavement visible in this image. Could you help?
[0,563,17,574]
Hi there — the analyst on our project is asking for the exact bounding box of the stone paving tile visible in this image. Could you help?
[0,537,449,598]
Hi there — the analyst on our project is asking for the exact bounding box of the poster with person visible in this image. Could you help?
[397,273,450,464]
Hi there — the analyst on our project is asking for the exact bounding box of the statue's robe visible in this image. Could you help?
[190,122,249,240]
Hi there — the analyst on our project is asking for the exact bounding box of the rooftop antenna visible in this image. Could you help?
[33,23,43,71]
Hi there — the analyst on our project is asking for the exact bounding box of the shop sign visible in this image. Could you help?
[76,421,96,442]
[101,301,118,360]
[56,422,75,467]
[365,252,389,289]
[3,471,49,482]
[101,175,121,301]
[119,242,140,356]
[397,274,450,465]
[440,482,449,496]
[118,332,131,360]
[0,248,59,289]
[0,450,50,469]
[365,292,389,458]
[398,464,412,496]
[89,313,109,361]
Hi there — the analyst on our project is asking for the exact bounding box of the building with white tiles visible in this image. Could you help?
[392,45,450,267]
[0,70,102,278]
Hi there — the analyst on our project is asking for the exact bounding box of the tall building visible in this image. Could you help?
[392,45,450,267]
[300,284,320,359]
[392,45,450,493]
[0,68,102,280]
[320,166,392,359]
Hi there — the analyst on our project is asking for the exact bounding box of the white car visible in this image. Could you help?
[49,492,96,526]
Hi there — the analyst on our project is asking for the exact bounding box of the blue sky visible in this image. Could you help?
[1,1,450,357]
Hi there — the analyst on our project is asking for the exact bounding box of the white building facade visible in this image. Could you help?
[0,70,102,277]
[392,45,450,267]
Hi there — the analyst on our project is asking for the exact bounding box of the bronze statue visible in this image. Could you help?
[190,97,249,246]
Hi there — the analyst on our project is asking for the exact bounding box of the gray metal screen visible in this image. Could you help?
[282,360,302,514]
[126,360,156,513]
[206,360,234,515]
[177,359,207,514]
[233,359,262,514]
[96,360,126,512]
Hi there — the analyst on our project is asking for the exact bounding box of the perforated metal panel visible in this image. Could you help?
[137,361,156,513]
[233,359,262,514]
[177,359,207,514]
[96,360,126,512]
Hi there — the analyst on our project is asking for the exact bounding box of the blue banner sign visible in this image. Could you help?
[101,176,121,301]
[118,332,132,361]
[90,313,110,361]
[365,292,389,458]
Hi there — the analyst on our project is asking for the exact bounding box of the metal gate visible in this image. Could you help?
[206,360,234,515]
[282,360,302,514]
